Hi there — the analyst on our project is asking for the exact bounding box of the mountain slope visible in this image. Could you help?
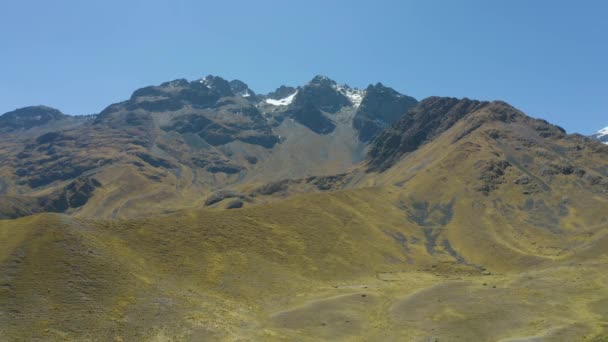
[362,98,608,272]
[2,181,608,340]
[1,77,608,341]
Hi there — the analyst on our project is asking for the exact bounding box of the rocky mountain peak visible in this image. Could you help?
[266,85,297,100]
[229,79,255,98]
[293,75,351,114]
[353,84,417,142]
[308,75,337,87]
[0,106,68,132]
[198,75,234,97]
[160,79,189,88]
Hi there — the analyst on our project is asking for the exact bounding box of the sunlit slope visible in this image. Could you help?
[362,100,608,272]
[2,181,608,340]
[0,190,430,340]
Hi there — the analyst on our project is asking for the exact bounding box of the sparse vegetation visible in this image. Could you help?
[1,76,608,340]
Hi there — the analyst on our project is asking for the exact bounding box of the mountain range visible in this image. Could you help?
[1,75,608,341]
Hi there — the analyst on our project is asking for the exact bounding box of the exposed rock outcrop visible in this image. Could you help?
[367,97,488,171]
[353,83,417,142]
[0,106,69,132]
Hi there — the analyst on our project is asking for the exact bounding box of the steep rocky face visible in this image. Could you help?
[100,77,226,121]
[367,97,488,171]
[198,75,234,97]
[281,75,361,134]
[286,100,336,134]
[0,106,69,132]
[95,76,279,149]
[353,83,418,142]
[292,75,352,113]
[365,96,608,199]
[266,85,297,100]
[229,79,256,98]
[160,101,279,148]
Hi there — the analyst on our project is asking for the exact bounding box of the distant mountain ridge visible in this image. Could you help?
[1,74,606,219]
[0,106,68,132]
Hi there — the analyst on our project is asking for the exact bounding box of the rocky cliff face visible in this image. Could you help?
[282,76,354,134]
[353,83,418,142]
[367,97,488,171]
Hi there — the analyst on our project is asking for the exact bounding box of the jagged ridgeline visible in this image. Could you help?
[1,75,608,341]
[0,75,417,217]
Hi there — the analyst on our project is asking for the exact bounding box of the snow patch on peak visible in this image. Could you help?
[198,75,221,88]
[196,76,217,90]
[592,126,608,144]
[337,85,365,108]
[265,91,298,106]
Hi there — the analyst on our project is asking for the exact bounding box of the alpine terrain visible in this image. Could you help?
[1,75,608,341]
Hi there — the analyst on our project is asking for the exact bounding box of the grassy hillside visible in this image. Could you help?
[2,182,608,340]
[2,98,608,341]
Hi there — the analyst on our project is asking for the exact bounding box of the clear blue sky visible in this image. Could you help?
[0,0,606,134]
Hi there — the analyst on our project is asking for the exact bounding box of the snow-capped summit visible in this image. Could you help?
[591,126,608,144]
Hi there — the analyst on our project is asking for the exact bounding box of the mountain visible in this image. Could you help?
[0,75,411,218]
[592,126,608,144]
[0,106,69,132]
[353,83,418,142]
[2,75,608,341]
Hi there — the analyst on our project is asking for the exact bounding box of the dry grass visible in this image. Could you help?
[1,102,608,340]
